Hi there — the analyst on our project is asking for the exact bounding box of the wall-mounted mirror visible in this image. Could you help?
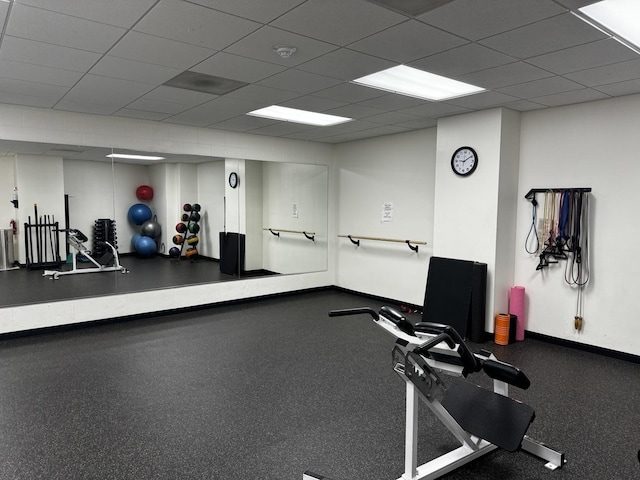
[0,140,328,308]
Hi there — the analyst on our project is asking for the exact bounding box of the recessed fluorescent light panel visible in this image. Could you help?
[106,154,166,161]
[352,65,485,101]
[578,0,640,51]
[247,106,352,126]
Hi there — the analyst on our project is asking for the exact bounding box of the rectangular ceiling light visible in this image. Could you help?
[578,0,640,52]
[247,105,352,126]
[352,65,485,101]
[106,153,166,161]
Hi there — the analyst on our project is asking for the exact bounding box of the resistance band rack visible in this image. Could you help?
[338,234,426,252]
[264,227,315,241]
[525,187,591,200]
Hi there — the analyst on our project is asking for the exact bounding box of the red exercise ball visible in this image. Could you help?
[136,185,154,201]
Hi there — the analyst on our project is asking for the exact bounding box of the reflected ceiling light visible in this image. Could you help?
[106,153,166,161]
[247,105,352,126]
[577,0,640,53]
[352,65,485,101]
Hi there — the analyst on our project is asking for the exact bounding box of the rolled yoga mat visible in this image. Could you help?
[509,286,526,341]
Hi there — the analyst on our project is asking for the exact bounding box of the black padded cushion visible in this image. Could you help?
[442,379,535,452]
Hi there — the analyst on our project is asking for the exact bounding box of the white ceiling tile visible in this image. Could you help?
[109,31,215,70]
[0,77,68,100]
[497,76,585,99]
[209,115,279,132]
[187,0,306,23]
[271,0,406,46]
[114,109,172,122]
[445,90,520,109]
[8,4,126,53]
[500,99,547,112]
[125,98,193,115]
[0,36,101,72]
[281,95,348,112]
[317,125,411,143]
[296,48,395,81]
[249,122,313,137]
[54,97,124,115]
[0,59,83,87]
[314,83,390,104]
[0,90,61,108]
[479,13,607,59]
[410,44,515,77]
[323,103,386,119]
[531,88,609,107]
[135,0,261,50]
[357,93,430,110]
[399,102,469,118]
[419,0,566,41]
[224,26,339,67]
[257,70,343,95]
[349,19,468,63]
[565,59,640,87]
[225,84,301,105]
[594,79,640,97]
[64,75,155,106]
[192,52,287,84]
[167,96,263,127]
[527,39,639,75]
[17,0,157,28]
[395,117,438,129]
[459,62,553,89]
[90,56,182,85]
[142,86,217,106]
[361,111,423,125]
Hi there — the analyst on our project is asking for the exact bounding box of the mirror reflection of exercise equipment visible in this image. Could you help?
[42,229,128,280]
[305,306,565,480]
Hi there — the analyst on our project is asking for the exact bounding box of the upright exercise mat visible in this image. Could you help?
[422,257,474,338]
[422,257,487,340]
[509,286,526,341]
[470,262,488,342]
[219,232,245,275]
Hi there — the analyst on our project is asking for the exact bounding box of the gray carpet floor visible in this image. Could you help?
[0,289,638,479]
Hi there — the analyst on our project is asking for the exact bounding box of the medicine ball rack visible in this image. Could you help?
[173,203,201,261]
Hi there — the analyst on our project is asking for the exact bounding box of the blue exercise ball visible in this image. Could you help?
[134,235,157,256]
[128,203,153,225]
[131,233,142,250]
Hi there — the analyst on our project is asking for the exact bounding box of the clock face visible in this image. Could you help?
[451,147,478,176]
[229,172,238,188]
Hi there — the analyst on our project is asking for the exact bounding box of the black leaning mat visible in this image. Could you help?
[441,379,535,452]
[422,257,474,338]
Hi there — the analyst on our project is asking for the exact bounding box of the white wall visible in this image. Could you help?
[196,160,225,258]
[261,162,328,275]
[0,156,17,259]
[334,129,436,305]
[15,154,65,264]
[516,94,640,355]
[245,160,263,271]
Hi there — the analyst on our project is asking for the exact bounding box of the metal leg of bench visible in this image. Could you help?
[521,435,565,470]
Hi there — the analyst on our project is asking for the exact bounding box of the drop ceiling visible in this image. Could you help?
[0,0,633,145]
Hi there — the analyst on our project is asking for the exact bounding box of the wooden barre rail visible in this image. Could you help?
[338,234,426,252]
[264,228,315,241]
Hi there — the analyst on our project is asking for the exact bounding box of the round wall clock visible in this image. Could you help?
[228,172,239,188]
[451,146,478,176]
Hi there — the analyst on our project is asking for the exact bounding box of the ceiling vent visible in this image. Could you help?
[365,0,453,17]
[163,71,248,95]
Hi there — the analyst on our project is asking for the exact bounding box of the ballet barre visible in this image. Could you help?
[338,234,426,252]
[264,228,315,241]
